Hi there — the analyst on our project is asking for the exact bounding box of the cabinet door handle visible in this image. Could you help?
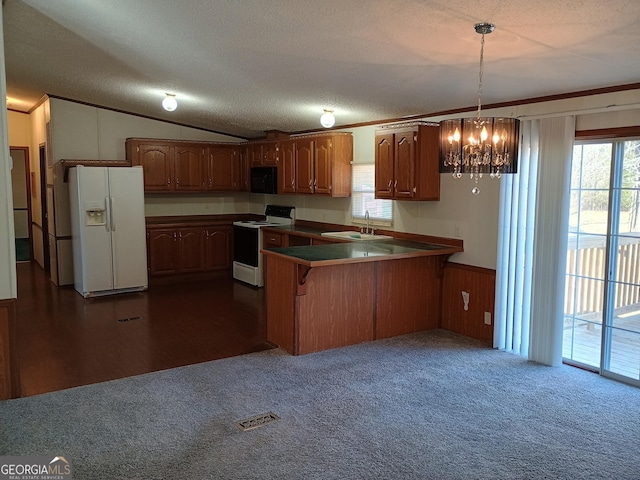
[388,180,392,189]
[314,179,317,187]
[394,180,398,188]
[291,179,295,187]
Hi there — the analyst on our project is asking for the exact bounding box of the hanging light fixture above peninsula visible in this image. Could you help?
[439,23,519,195]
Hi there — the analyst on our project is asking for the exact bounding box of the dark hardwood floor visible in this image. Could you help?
[14,262,273,397]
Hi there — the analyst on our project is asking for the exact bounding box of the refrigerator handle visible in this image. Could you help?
[104,196,111,232]
[109,197,116,231]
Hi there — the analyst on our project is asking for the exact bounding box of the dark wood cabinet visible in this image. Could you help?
[295,138,315,194]
[375,133,394,199]
[174,144,206,191]
[146,218,237,281]
[278,133,353,197]
[147,227,207,275]
[147,229,179,276]
[248,141,279,167]
[128,142,174,192]
[208,146,240,191]
[248,143,263,167]
[127,134,352,195]
[374,123,440,201]
[263,231,285,249]
[263,142,279,166]
[279,140,296,194]
[205,226,232,270]
[177,228,206,272]
[127,138,242,193]
[239,146,250,191]
[314,137,333,195]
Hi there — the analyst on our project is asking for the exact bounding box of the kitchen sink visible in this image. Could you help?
[320,231,393,241]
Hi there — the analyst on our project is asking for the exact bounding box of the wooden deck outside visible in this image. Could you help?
[563,236,640,381]
[563,311,640,380]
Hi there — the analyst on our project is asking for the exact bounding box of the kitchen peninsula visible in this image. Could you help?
[262,233,463,355]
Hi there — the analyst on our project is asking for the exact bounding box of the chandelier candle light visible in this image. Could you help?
[439,23,519,195]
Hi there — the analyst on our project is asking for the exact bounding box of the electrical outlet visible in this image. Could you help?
[454,224,461,237]
[484,311,492,325]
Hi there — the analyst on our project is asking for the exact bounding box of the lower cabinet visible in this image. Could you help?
[147,229,179,276]
[205,226,232,270]
[147,223,232,279]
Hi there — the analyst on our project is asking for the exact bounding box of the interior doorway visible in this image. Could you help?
[10,147,32,262]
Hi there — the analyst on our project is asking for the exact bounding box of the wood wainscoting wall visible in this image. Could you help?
[0,299,18,399]
[441,262,496,344]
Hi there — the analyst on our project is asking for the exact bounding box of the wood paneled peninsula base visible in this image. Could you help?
[262,240,462,355]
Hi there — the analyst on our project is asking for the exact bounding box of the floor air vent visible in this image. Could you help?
[117,316,143,323]
[235,412,280,431]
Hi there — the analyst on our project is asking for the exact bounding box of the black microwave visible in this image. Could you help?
[250,166,278,194]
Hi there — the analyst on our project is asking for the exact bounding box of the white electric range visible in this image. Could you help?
[232,205,295,287]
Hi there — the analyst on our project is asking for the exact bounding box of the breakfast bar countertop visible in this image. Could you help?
[261,238,462,267]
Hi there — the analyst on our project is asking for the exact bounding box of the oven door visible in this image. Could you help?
[233,225,259,267]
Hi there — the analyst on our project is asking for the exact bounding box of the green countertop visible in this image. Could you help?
[262,238,458,267]
[264,225,329,236]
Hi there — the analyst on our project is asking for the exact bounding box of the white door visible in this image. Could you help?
[107,167,148,290]
[76,167,114,293]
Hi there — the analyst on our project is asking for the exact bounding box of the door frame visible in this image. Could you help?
[39,143,50,272]
[10,146,33,261]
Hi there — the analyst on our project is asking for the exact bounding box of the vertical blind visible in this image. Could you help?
[494,116,575,366]
[351,164,392,224]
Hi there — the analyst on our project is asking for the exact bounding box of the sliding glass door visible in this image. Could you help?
[563,138,640,385]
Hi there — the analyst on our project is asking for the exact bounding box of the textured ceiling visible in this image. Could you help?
[4,0,640,139]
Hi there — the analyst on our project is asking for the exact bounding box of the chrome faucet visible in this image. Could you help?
[364,210,370,234]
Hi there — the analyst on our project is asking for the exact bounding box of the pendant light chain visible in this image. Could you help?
[477,33,485,119]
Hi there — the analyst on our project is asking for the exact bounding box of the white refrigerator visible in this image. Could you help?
[69,166,148,298]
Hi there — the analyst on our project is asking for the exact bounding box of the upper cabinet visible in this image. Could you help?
[278,133,352,197]
[126,132,352,196]
[374,123,440,201]
[128,141,174,192]
[248,141,279,167]
[208,145,240,191]
[174,144,206,192]
[126,138,242,193]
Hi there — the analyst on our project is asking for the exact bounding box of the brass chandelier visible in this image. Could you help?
[439,23,519,195]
